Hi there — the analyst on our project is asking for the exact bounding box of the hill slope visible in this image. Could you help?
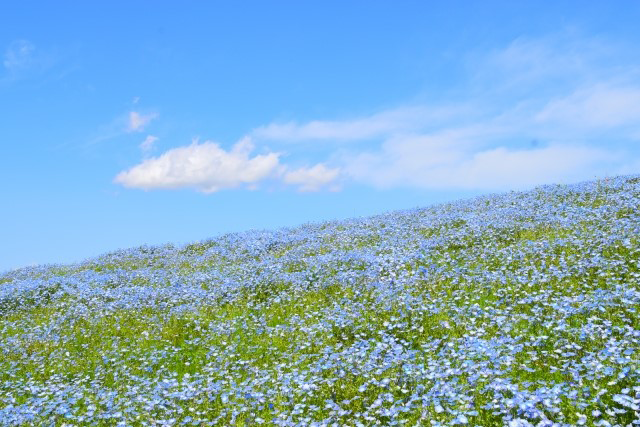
[1,175,640,426]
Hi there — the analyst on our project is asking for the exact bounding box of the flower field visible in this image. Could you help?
[1,175,640,426]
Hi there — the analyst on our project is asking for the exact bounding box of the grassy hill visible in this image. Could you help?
[1,175,640,426]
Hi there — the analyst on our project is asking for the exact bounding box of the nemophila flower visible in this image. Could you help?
[1,174,640,425]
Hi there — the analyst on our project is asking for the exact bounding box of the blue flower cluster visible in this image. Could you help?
[1,175,640,426]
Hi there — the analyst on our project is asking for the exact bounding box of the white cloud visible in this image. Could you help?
[140,135,158,152]
[284,164,341,192]
[535,84,640,129]
[453,145,618,189]
[346,135,620,191]
[3,40,35,71]
[115,137,342,193]
[128,111,158,132]
[252,106,467,142]
[472,33,626,98]
[115,32,640,195]
[114,138,281,193]
[316,103,638,191]
[481,36,589,85]
[246,32,640,192]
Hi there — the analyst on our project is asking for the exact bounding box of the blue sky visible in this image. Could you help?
[2,1,640,272]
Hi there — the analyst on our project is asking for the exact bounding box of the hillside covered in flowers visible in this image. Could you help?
[1,175,640,426]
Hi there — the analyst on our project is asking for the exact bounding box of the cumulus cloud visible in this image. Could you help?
[140,135,158,153]
[114,138,281,193]
[128,111,158,132]
[284,164,341,192]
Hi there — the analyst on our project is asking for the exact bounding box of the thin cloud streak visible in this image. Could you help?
[3,40,35,72]
[128,111,158,132]
[249,32,640,191]
[140,135,159,153]
[0,39,61,84]
[252,105,470,142]
[284,164,341,192]
[345,138,621,191]
[535,83,640,130]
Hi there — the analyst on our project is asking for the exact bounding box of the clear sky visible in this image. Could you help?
[2,1,640,272]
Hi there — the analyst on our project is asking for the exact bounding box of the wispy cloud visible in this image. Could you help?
[3,40,35,72]
[140,135,159,153]
[128,111,158,132]
[535,83,640,130]
[345,136,621,190]
[248,31,640,191]
[252,105,468,142]
[82,110,158,148]
[284,164,341,192]
[1,39,66,85]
